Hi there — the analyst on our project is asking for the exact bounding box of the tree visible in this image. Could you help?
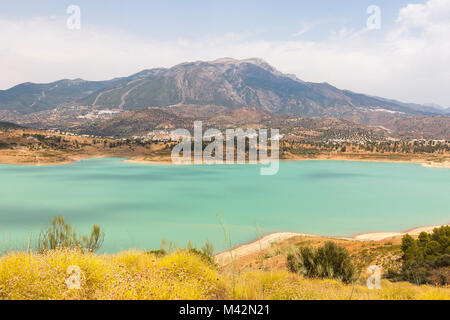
[418,232,430,247]
[401,234,415,252]
[389,226,450,285]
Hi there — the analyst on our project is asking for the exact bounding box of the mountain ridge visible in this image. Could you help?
[0,58,448,139]
[1,58,446,116]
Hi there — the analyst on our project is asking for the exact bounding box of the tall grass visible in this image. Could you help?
[217,213,238,299]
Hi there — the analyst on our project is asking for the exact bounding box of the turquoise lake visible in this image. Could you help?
[0,157,448,253]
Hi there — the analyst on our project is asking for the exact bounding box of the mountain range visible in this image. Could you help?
[0,58,448,139]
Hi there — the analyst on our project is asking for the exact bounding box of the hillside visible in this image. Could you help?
[0,58,448,139]
[0,244,448,300]
[77,106,389,138]
[1,125,448,166]
[0,121,22,130]
[76,58,423,117]
[0,79,118,113]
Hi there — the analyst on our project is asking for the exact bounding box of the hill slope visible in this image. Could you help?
[0,58,448,138]
[1,248,448,300]
[75,58,443,118]
[2,58,448,118]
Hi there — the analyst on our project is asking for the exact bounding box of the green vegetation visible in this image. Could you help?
[386,226,450,285]
[280,140,450,156]
[37,215,104,253]
[352,243,402,275]
[0,141,11,149]
[286,241,356,284]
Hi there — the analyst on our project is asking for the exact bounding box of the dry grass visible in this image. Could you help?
[229,271,449,300]
[0,249,448,300]
[0,249,226,300]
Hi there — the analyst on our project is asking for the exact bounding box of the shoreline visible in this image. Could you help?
[126,158,450,169]
[1,150,449,168]
[351,224,448,241]
[112,157,450,168]
[214,224,449,262]
[0,155,114,167]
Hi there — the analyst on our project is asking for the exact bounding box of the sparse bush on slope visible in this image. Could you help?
[287,241,356,284]
[147,239,216,266]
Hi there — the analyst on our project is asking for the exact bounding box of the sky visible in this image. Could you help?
[1,0,449,106]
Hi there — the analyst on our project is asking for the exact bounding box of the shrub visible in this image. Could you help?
[37,215,104,253]
[147,249,167,257]
[187,248,215,266]
[201,239,214,257]
[149,239,215,265]
[287,241,356,284]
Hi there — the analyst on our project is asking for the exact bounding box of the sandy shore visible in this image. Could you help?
[352,224,447,241]
[421,161,450,169]
[214,224,448,263]
[215,232,312,264]
[283,155,450,168]
[123,159,172,165]
[111,152,450,169]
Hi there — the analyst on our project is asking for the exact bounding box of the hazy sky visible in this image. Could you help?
[1,0,449,106]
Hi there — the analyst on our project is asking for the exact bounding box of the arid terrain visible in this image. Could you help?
[0,124,172,165]
[1,123,449,167]
[215,225,447,272]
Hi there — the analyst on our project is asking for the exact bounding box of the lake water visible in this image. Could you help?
[0,157,448,253]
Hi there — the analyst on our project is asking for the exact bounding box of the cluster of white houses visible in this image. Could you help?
[131,129,284,143]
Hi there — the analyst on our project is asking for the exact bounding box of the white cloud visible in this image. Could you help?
[0,0,449,106]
